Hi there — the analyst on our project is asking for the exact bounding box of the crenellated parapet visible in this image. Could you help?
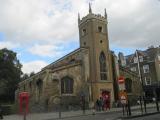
[78,3,107,25]
[78,13,107,25]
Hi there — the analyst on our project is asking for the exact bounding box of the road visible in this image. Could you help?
[129,113,160,120]
[50,112,122,120]
[3,104,159,120]
[51,112,160,120]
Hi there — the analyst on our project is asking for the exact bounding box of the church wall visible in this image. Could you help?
[46,64,84,111]
[17,48,90,112]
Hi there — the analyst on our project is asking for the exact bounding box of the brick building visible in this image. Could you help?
[119,46,160,100]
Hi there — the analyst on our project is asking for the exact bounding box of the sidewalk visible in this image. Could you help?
[3,103,157,120]
[3,108,121,120]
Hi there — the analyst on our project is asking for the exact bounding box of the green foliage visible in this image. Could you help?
[21,73,29,81]
[0,48,22,102]
[30,71,35,77]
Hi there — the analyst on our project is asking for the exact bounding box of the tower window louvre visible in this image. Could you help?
[98,26,103,32]
[82,29,86,36]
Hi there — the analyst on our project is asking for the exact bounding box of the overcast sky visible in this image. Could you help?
[0,0,160,74]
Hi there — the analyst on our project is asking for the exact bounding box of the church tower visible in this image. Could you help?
[78,4,114,104]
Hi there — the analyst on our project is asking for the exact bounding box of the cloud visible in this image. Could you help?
[0,0,160,73]
[28,44,64,57]
[0,0,159,48]
[0,41,19,49]
[22,60,48,74]
[0,0,82,44]
[92,0,160,48]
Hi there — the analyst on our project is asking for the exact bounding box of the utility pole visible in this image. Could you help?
[136,50,143,85]
[136,50,146,113]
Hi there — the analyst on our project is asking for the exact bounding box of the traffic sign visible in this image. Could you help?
[118,76,125,84]
[119,91,127,104]
[120,95,127,104]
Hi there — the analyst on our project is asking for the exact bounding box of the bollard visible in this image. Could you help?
[122,105,125,116]
[156,99,159,112]
[81,95,85,115]
[59,100,61,119]
[143,96,147,113]
[128,100,131,116]
[154,89,159,112]
[23,112,26,120]
[82,100,85,115]
[139,96,143,114]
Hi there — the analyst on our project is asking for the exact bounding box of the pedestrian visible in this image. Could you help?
[99,97,103,111]
[0,104,3,119]
[99,97,104,111]
[96,99,100,111]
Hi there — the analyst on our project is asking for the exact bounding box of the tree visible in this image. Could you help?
[30,71,35,77]
[21,73,29,80]
[0,48,22,102]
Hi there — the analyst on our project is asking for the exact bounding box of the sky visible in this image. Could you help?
[0,0,160,74]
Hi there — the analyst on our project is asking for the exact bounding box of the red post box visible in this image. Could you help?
[19,92,29,114]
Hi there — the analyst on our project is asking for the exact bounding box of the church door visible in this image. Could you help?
[101,90,110,110]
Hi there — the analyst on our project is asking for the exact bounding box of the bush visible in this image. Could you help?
[1,104,17,115]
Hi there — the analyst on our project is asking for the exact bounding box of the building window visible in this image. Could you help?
[98,26,103,32]
[134,57,138,63]
[36,79,43,90]
[143,65,149,73]
[82,29,86,36]
[145,77,151,85]
[125,78,132,93]
[99,51,107,80]
[36,79,43,96]
[61,76,74,94]
[139,56,143,62]
[130,67,136,72]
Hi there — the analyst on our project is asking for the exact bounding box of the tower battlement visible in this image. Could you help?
[79,13,107,25]
[78,3,107,25]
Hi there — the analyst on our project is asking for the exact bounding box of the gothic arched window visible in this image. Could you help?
[61,76,74,94]
[99,52,107,80]
[36,78,43,101]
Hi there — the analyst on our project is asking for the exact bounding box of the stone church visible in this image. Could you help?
[16,5,141,112]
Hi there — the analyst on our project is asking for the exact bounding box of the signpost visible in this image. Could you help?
[118,76,130,116]
[118,76,127,103]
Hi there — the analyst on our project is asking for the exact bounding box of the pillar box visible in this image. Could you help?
[19,92,29,114]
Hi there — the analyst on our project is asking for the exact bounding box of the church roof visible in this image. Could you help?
[43,47,88,70]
